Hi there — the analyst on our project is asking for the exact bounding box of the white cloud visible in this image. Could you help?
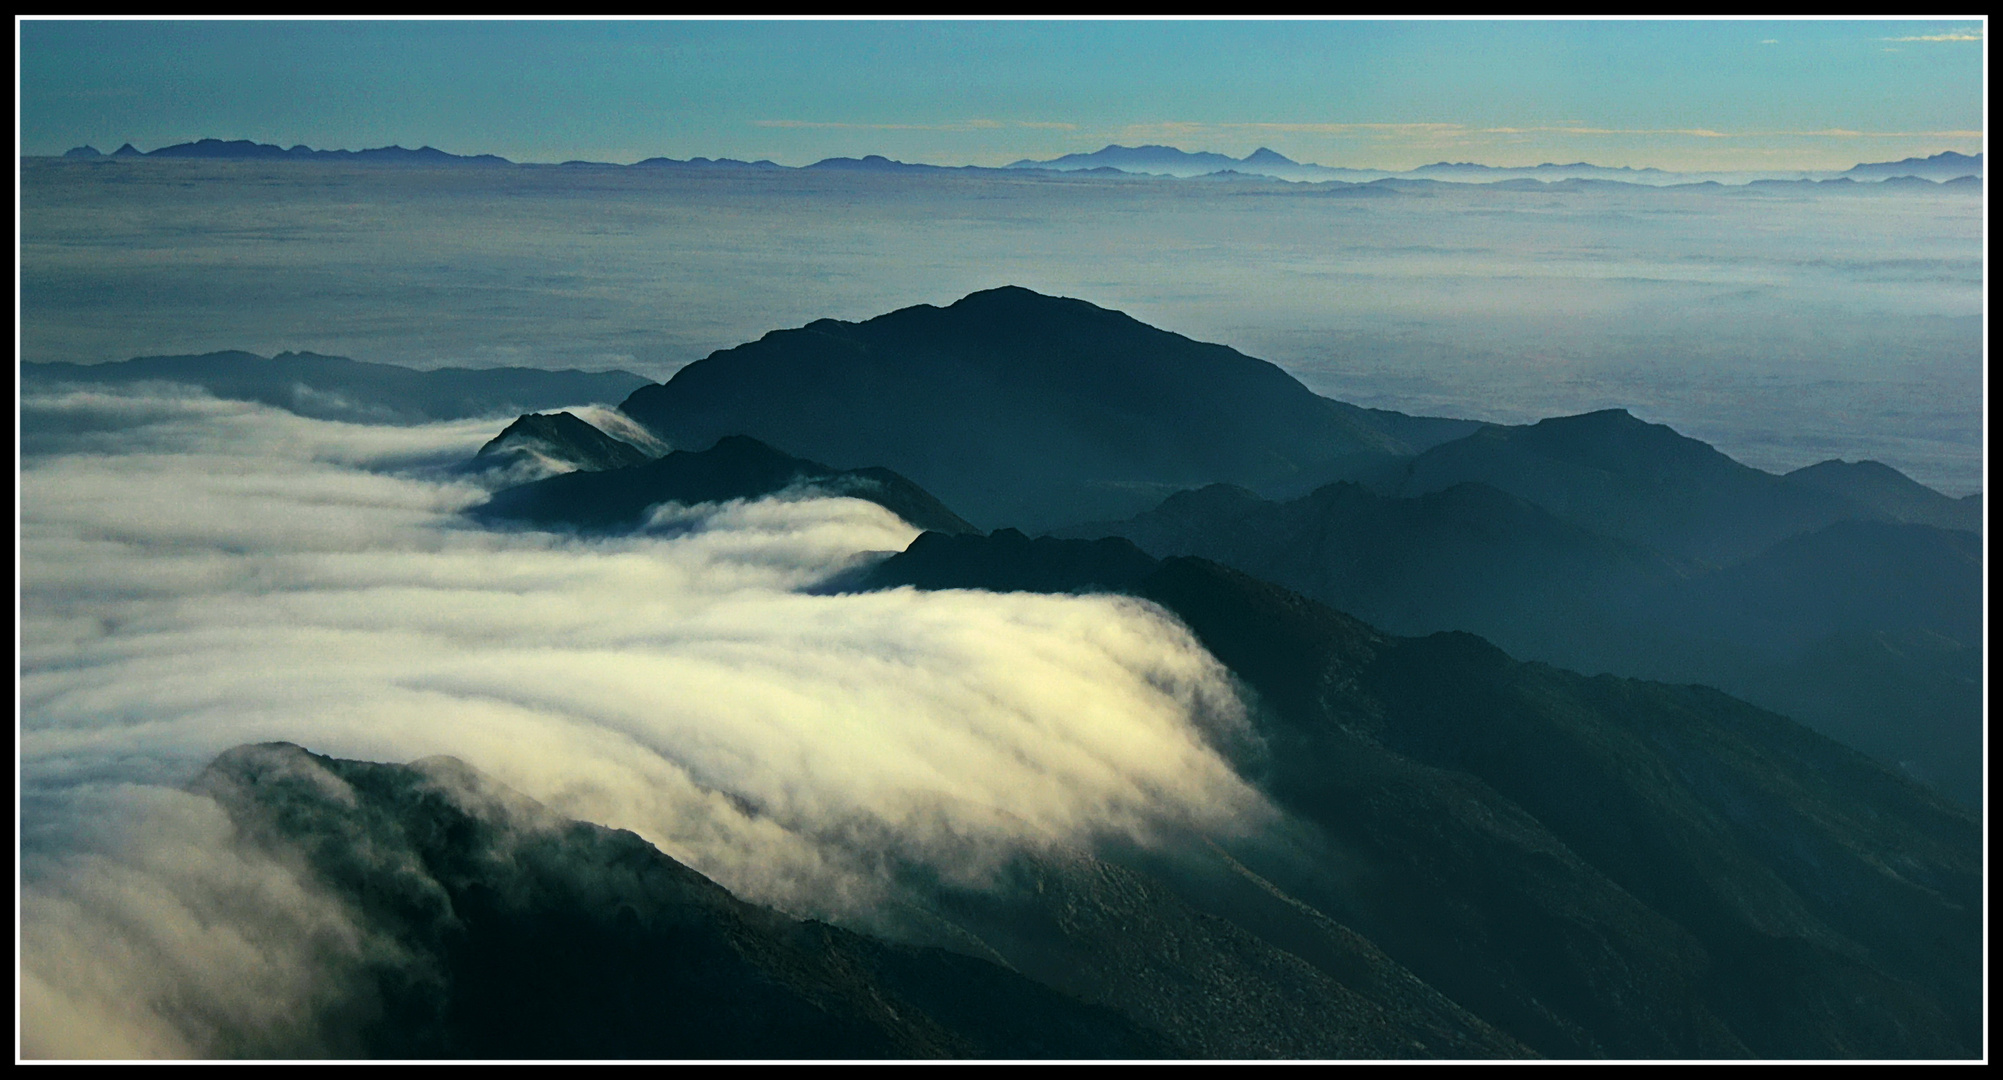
[18,386,1275,1057]
[1881,30,1980,43]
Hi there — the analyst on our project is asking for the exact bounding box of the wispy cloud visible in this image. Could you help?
[757,118,1077,132]
[1882,30,1981,42]
[1120,121,1465,140]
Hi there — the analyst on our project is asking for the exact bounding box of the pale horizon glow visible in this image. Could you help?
[17,18,1987,172]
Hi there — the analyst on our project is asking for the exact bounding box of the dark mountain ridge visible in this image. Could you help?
[472,434,977,536]
[1057,448,1982,805]
[192,742,1169,1059]
[1784,458,1982,531]
[858,533,1980,1058]
[617,286,1481,531]
[1393,408,1887,567]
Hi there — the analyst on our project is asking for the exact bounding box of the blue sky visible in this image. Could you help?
[16,18,1986,170]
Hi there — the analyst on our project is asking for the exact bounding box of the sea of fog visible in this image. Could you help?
[19,386,1274,1057]
[19,160,1984,495]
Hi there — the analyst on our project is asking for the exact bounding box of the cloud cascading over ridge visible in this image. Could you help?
[18,384,1276,1058]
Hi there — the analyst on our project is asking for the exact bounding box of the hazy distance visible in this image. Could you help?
[19,160,1982,496]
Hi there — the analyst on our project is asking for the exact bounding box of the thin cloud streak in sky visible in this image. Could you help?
[1881,31,1981,42]
[757,119,1078,132]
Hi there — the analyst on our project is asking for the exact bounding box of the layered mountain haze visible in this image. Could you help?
[1391,409,1876,568]
[1049,406,1981,806]
[1783,459,1982,533]
[17,282,1983,1059]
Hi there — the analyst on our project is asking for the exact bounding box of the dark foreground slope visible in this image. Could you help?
[862,534,1982,1059]
[23,352,650,424]
[473,434,977,536]
[617,287,1480,530]
[193,743,1164,1060]
[193,742,1527,1059]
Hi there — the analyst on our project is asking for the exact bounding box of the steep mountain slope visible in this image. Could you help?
[617,287,1479,530]
[192,743,1167,1060]
[861,536,1981,1058]
[472,434,977,536]
[23,352,651,425]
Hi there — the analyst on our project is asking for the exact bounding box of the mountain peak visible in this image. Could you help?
[945,284,1093,311]
[617,289,1436,530]
[1241,147,1297,165]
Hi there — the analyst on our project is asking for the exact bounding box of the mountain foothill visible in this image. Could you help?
[62,286,1980,1059]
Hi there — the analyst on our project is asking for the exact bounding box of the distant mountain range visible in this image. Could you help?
[62,138,513,165]
[47,140,1982,188]
[1005,144,1981,186]
[1841,151,1984,182]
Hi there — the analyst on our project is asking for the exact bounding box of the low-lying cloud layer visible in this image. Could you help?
[18,386,1274,1058]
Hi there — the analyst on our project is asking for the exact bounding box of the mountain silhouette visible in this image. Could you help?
[617,287,1480,531]
[474,411,653,475]
[105,139,513,165]
[1843,151,1982,181]
[1783,459,1981,532]
[1393,409,1878,567]
[1055,450,1981,805]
